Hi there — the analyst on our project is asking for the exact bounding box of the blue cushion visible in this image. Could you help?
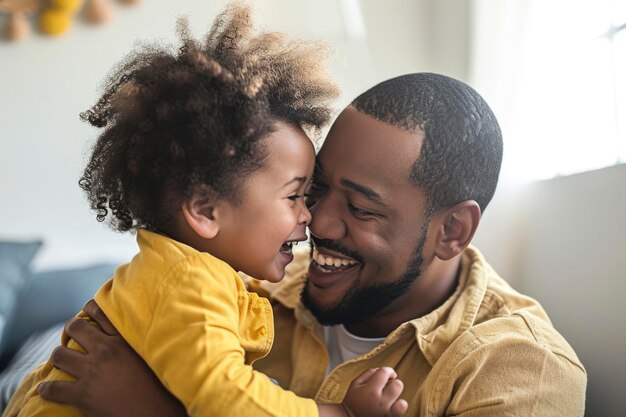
[0,263,116,362]
[0,323,64,412]
[0,241,43,358]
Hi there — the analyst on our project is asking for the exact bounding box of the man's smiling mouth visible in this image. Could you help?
[312,247,358,271]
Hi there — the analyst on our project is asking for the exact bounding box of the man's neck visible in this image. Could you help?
[345,256,462,338]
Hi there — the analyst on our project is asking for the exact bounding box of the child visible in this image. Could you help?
[3,4,407,417]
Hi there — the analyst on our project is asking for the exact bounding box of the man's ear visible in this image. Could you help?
[431,200,481,261]
[181,193,222,239]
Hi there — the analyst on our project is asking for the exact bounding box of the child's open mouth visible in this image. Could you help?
[280,242,294,254]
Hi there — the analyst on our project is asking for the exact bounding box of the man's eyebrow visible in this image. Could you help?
[340,179,387,207]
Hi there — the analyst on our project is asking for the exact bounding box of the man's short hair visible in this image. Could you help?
[352,73,503,216]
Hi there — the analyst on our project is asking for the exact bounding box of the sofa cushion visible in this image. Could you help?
[0,241,42,357]
[0,323,63,412]
[0,263,116,363]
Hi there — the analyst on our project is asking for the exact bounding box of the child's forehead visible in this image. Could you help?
[250,125,315,178]
[263,122,316,158]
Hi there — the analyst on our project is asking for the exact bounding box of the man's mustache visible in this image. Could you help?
[309,236,365,264]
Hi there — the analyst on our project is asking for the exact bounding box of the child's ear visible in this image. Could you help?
[181,193,222,239]
[431,201,481,261]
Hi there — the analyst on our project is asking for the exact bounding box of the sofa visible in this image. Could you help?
[0,239,116,411]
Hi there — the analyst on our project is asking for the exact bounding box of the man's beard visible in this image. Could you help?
[301,223,428,326]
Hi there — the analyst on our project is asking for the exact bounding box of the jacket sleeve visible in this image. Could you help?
[134,255,318,417]
[427,329,587,417]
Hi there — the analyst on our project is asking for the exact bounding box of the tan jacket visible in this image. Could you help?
[251,246,587,416]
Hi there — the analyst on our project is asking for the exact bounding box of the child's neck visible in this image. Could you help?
[158,221,206,254]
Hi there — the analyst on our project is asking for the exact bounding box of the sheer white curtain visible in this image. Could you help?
[470,0,626,182]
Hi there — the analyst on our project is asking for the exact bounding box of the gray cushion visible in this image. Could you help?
[0,241,43,356]
[0,263,116,361]
[0,323,63,412]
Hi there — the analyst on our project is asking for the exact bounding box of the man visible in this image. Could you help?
[37,73,586,416]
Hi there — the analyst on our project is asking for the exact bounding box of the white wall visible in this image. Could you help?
[474,165,626,416]
[469,2,626,413]
[519,165,626,416]
[1,0,468,270]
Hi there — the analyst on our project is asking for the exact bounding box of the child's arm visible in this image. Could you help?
[338,367,408,417]
[317,367,408,417]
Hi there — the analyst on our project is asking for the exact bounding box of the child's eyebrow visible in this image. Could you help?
[282,176,308,188]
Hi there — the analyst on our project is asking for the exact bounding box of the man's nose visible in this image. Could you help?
[308,193,347,240]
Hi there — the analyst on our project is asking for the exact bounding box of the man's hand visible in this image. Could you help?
[342,367,408,417]
[37,299,187,417]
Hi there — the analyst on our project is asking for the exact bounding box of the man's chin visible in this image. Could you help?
[300,283,345,326]
[301,268,422,327]
[300,280,369,326]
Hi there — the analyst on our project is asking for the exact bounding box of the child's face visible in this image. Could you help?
[211,122,315,282]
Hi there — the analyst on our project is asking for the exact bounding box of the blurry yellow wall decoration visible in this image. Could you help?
[0,0,141,41]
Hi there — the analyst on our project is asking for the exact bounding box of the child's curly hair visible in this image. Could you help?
[79,2,339,232]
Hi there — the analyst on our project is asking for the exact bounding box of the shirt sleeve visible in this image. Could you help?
[134,254,318,417]
[429,331,587,417]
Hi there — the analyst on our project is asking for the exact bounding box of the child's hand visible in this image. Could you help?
[342,367,408,417]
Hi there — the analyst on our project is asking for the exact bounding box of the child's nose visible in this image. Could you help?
[299,201,312,226]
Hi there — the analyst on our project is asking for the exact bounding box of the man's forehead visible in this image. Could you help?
[319,107,423,166]
[315,130,423,203]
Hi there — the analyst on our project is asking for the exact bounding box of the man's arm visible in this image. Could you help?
[40,301,408,417]
[38,300,187,417]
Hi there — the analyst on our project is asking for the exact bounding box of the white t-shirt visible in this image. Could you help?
[324,325,386,376]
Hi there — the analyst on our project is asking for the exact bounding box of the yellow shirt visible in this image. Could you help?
[4,229,317,417]
[251,246,587,417]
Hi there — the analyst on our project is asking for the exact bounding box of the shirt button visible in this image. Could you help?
[257,326,267,335]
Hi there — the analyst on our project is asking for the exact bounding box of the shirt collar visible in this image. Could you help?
[409,246,489,365]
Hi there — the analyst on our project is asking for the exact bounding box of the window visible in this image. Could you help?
[471,0,626,181]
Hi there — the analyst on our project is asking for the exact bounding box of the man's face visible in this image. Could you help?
[302,106,430,325]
